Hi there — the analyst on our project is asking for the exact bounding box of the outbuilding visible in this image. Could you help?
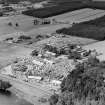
[32,60,43,66]
[51,80,61,86]
[28,76,42,81]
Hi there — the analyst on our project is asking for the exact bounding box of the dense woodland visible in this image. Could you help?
[49,59,105,105]
[0,80,11,90]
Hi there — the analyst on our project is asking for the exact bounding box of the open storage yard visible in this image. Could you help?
[30,35,97,50]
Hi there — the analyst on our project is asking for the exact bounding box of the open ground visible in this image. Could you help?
[0,8,104,68]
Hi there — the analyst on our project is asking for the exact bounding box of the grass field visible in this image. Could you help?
[22,1,85,18]
[56,13,105,41]
[22,0,105,18]
[0,15,35,67]
[48,8,105,23]
[0,42,33,68]
[0,14,57,41]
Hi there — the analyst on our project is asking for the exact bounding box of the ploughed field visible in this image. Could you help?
[22,0,105,18]
[27,8,105,36]
[22,1,85,18]
[48,8,105,23]
[56,14,105,41]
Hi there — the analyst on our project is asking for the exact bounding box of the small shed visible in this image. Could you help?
[43,58,54,65]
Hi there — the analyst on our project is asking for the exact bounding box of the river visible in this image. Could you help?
[0,89,33,105]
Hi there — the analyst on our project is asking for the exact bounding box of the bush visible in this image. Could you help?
[5,37,13,41]
[69,51,81,59]
[13,64,27,72]
[44,44,58,53]
[38,97,47,103]
[49,93,59,105]
[0,80,12,90]
[0,12,3,16]
[18,35,31,40]
[31,50,39,56]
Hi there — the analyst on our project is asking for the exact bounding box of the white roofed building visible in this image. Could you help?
[32,60,44,66]
[51,80,61,86]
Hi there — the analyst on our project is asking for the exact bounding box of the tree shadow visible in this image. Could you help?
[0,89,11,96]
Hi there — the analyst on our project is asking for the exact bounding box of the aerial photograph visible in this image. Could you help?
[1,0,105,105]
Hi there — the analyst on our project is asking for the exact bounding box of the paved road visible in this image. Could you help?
[0,74,52,105]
